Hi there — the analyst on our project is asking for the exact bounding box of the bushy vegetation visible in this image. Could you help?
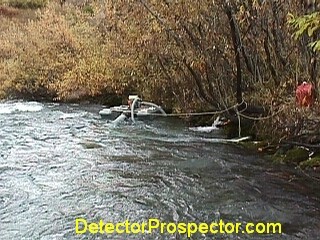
[0,0,319,141]
[7,0,47,9]
[0,2,110,101]
[288,11,320,52]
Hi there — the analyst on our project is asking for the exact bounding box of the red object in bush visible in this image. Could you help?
[295,82,315,107]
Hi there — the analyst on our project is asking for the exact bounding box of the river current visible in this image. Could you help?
[0,101,319,240]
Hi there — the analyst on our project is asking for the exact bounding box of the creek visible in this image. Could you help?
[0,101,319,239]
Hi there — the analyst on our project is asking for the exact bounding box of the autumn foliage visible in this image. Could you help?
[0,0,319,139]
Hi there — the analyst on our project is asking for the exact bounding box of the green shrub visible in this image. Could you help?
[8,0,47,9]
[83,5,94,15]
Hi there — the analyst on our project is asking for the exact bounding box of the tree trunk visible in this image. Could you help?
[225,3,242,104]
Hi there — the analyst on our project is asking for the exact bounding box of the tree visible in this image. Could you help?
[288,11,320,52]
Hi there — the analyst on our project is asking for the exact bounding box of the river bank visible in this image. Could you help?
[227,109,320,172]
[184,100,320,172]
[240,140,320,171]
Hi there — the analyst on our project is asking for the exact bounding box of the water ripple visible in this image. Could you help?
[0,101,319,239]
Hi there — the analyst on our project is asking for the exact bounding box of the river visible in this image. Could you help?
[0,101,319,239]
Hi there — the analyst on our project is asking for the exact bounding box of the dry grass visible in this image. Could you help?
[6,0,47,9]
[0,5,37,23]
[0,6,18,17]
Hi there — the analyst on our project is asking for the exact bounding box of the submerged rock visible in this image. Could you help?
[80,141,104,149]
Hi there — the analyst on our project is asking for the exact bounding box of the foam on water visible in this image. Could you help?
[189,116,223,133]
[0,101,43,114]
[58,112,85,120]
[189,125,218,132]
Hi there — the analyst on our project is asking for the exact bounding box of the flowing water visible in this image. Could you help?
[0,101,319,240]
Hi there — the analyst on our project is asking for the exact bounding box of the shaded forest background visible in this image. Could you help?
[0,0,320,141]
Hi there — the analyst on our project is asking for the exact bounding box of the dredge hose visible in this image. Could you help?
[131,98,166,122]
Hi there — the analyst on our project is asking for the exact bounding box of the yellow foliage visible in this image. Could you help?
[0,1,114,101]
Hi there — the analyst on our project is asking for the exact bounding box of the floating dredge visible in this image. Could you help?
[99,95,167,123]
